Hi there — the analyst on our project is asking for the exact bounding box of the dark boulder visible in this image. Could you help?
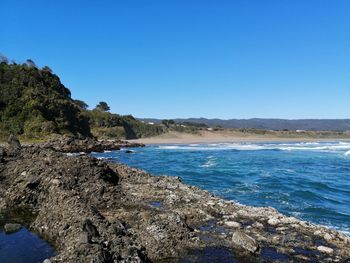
[7,135,21,156]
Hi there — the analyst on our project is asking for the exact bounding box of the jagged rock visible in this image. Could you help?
[232,230,259,253]
[4,223,22,234]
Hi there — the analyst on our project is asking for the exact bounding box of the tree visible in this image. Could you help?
[95,101,110,112]
[74,100,89,110]
[161,119,175,127]
[42,66,53,73]
[26,59,37,68]
[0,54,8,64]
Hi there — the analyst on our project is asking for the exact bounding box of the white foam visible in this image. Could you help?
[157,141,350,153]
[200,156,217,168]
[158,145,181,150]
[345,150,350,156]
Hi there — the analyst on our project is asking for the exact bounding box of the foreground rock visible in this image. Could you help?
[0,145,349,262]
[36,136,144,153]
[4,223,22,234]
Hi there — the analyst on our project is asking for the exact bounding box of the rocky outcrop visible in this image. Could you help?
[0,144,349,262]
[36,136,144,153]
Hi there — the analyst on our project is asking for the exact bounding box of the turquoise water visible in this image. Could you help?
[94,141,350,235]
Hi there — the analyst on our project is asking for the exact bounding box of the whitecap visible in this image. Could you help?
[158,145,180,150]
[345,150,350,156]
[200,156,217,168]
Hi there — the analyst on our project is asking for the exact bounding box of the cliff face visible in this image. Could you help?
[0,142,349,262]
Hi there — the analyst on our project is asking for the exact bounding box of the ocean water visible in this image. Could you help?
[94,141,350,235]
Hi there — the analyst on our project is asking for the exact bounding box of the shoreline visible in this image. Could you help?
[1,140,350,261]
[129,131,350,145]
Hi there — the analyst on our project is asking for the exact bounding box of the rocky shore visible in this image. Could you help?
[35,136,145,153]
[0,139,349,262]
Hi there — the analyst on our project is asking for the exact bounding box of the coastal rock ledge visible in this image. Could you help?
[0,144,349,262]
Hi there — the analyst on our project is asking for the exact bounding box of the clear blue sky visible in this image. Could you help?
[1,0,349,119]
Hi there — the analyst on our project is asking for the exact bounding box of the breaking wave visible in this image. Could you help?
[158,141,350,154]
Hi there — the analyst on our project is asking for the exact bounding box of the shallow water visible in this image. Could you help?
[93,141,350,235]
[0,209,56,263]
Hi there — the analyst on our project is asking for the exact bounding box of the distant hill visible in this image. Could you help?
[139,118,350,131]
[0,59,163,140]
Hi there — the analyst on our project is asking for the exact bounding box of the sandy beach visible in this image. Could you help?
[128,130,350,144]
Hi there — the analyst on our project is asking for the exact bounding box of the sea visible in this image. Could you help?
[93,141,350,236]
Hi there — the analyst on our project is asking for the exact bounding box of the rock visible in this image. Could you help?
[125,150,134,154]
[7,135,21,156]
[0,147,5,161]
[4,223,22,234]
[37,136,144,153]
[224,221,241,228]
[267,217,280,226]
[317,246,334,254]
[252,222,264,229]
[324,233,333,241]
[82,219,99,238]
[43,259,51,263]
[232,230,259,253]
[26,178,41,189]
[50,179,61,186]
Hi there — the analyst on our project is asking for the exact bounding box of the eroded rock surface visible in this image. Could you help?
[0,144,349,262]
[36,135,144,153]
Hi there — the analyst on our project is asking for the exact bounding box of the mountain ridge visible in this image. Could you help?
[139,118,350,131]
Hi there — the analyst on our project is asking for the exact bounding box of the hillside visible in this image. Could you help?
[140,118,350,131]
[0,59,163,140]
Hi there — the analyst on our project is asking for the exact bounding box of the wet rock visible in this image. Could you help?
[43,259,52,263]
[4,223,22,234]
[232,230,259,253]
[317,246,334,254]
[125,150,134,154]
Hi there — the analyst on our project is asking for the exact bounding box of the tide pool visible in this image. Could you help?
[93,141,350,235]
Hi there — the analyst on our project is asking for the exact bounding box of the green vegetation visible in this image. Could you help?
[0,59,91,139]
[160,119,207,134]
[94,101,110,112]
[85,111,164,139]
[0,59,164,140]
